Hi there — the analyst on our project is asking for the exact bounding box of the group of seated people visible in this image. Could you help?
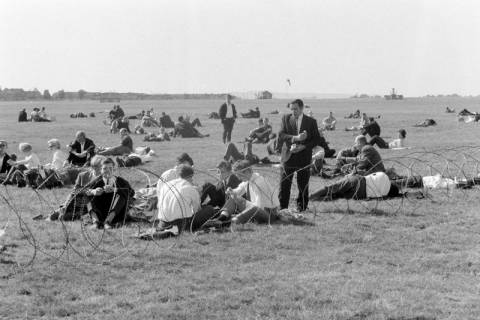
[18,107,52,122]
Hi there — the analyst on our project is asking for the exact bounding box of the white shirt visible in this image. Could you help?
[365,172,391,198]
[296,113,303,134]
[232,173,280,209]
[158,167,178,184]
[80,142,85,153]
[157,178,201,222]
[225,103,233,118]
[47,150,67,170]
[389,138,405,149]
[18,153,41,169]
[0,154,4,171]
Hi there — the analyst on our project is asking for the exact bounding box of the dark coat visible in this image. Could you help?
[355,145,385,176]
[201,174,242,207]
[277,114,320,166]
[89,176,134,216]
[219,103,237,121]
[362,121,381,137]
[18,111,28,122]
[67,138,96,166]
[0,153,12,174]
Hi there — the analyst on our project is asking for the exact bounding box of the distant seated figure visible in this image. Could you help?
[98,128,133,156]
[18,108,28,122]
[30,108,41,122]
[111,117,131,134]
[458,108,475,116]
[445,106,455,113]
[209,112,220,119]
[109,105,125,123]
[413,119,437,127]
[173,116,209,138]
[310,172,398,201]
[67,131,96,167]
[38,107,51,122]
[345,109,361,119]
[369,129,406,149]
[87,158,134,229]
[345,113,369,131]
[361,118,381,137]
[322,112,336,130]
[159,112,175,128]
[141,111,161,127]
[247,118,274,143]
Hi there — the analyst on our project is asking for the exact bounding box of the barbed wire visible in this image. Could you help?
[1,145,480,271]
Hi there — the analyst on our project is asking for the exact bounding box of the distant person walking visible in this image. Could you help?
[219,94,237,144]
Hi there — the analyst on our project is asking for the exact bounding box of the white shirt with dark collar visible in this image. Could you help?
[225,103,233,118]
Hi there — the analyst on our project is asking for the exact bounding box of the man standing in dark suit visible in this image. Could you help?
[219,94,237,144]
[277,99,320,212]
[67,131,96,166]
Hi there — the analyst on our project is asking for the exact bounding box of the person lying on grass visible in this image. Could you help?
[87,157,134,230]
[115,147,156,168]
[309,171,399,201]
[368,129,407,149]
[97,128,133,156]
[173,116,209,138]
[203,160,280,227]
[143,127,171,142]
[155,165,217,236]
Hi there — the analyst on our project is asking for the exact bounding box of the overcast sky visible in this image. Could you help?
[1,0,480,96]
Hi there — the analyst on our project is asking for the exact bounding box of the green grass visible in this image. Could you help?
[1,98,480,319]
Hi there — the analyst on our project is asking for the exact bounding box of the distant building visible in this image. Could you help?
[256,90,273,99]
[384,88,403,100]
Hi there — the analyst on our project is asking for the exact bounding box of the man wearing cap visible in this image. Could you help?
[277,99,320,212]
[200,160,241,208]
[219,94,237,144]
[67,131,96,167]
[0,141,13,182]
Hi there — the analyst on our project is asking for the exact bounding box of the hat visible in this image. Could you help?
[216,160,232,171]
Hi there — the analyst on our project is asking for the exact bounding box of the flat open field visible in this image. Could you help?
[1,98,480,319]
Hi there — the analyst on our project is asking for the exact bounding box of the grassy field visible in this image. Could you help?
[1,97,480,319]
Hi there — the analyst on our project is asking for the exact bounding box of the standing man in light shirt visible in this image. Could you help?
[276,99,320,212]
[219,94,237,144]
[156,165,216,235]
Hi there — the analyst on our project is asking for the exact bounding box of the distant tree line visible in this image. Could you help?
[0,87,230,101]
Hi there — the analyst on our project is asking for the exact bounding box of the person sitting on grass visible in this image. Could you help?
[159,152,194,183]
[111,116,131,134]
[322,112,337,130]
[200,160,241,208]
[413,119,437,127]
[155,165,217,236]
[368,129,407,149]
[67,131,96,167]
[309,171,398,201]
[0,141,13,183]
[333,135,385,176]
[18,108,28,122]
[87,157,134,229]
[159,112,175,128]
[361,117,381,138]
[247,118,274,144]
[345,113,369,131]
[98,128,133,156]
[44,139,68,171]
[3,142,41,187]
[173,116,209,138]
[38,107,51,122]
[48,155,106,221]
[141,110,161,128]
[204,160,280,227]
[109,105,125,123]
